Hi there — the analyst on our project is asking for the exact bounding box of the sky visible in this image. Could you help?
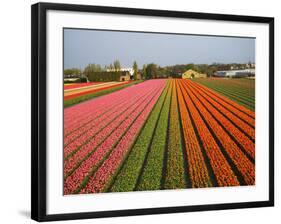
[64,28,255,69]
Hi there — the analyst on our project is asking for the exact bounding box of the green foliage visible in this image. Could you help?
[79,76,88,83]
[185,63,194,71]
[109,63,114,70]
[87,71,124,82]
[133,61,138,80]
[66,62,253,80]
[109,81,170,192]
[113,60,121,71]
[142,65,147,79]
[84,64,103,78]
[64,68,81,76]
[145,63,158,79]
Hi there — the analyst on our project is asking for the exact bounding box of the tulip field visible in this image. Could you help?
[193,78,255,111]
[64,78,255,195]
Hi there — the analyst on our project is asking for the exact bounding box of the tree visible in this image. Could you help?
[146,63,158,79]
[83,64,102,78]
[142,64,147,79]
[109,63,114,70]
[63,68,81,77]
[113,60,121,71]
[133,61,138,80]
[185,63,194,71]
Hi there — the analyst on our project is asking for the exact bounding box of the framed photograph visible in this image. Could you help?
[31,2,274,222]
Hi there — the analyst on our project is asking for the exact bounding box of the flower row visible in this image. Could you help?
[81,84,165,193]
[64,82,147,134]
[64,86,157,163]
[164,80,186,189]
[187,81,255,159]
[64,89,146,152]
[63,80,166,194]
[182,80,255,185]
[176,80,212,188]
[192,81,255,125]
[178,81,240,186]
[109,82,170,192]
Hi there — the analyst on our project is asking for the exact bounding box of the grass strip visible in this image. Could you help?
[135,81,173,191]
[109,81,170,192]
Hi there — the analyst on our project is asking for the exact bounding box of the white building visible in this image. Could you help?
[215,68,255,78]
[106,68,134,76]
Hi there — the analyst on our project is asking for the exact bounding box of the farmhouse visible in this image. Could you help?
[106,67,134,81]
[182,69,207,79]
[119,72,131,81]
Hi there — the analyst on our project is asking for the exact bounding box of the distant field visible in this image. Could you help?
[64,81,143,108]
[64,81,131,100]
[64,82,104,90]
[192,78,255,111]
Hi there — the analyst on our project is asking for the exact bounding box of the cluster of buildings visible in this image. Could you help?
[214,68,255,78]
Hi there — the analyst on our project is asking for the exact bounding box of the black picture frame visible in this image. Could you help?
[31,2,274,222]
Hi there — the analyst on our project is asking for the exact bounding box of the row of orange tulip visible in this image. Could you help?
[178,80,240,187]
[176,80,213,188]
[187,80,255,159]
[192,81,255,126]
[182,80,255,185]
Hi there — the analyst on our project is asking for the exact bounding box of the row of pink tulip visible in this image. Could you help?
[64,89,145,148]
[81,84,164,193]
[64,84,141,134]
[64,83,133,122]
[64,99,123,137]
[64,87,139,136]
[64,86,155,158]
[63,80,166,194]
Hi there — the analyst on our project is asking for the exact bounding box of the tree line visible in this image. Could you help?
[64,60,254,81]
